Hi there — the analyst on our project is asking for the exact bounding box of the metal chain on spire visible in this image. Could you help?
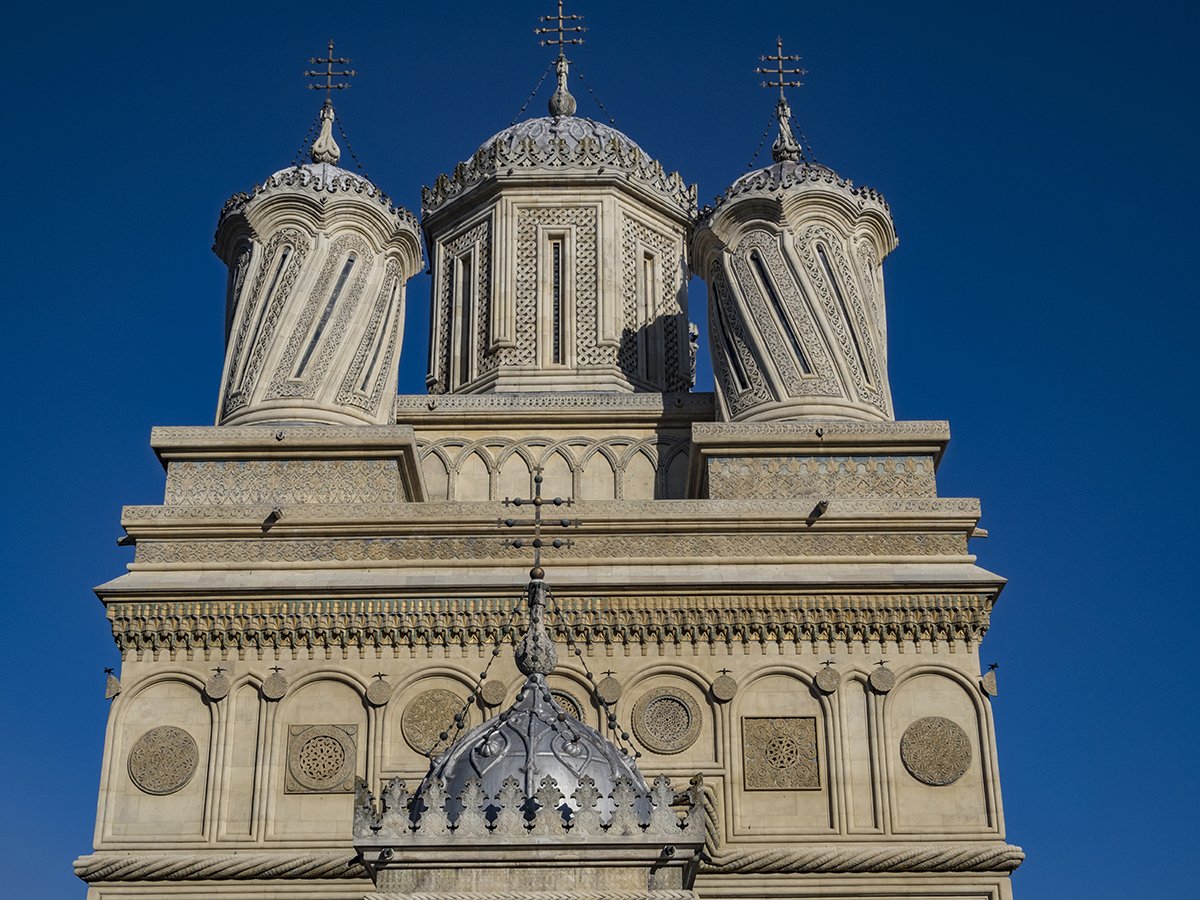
[744,108,780,170]
[544,586,640,760]
[291,107,325,167]
[510,61,555,126]
[334,114,374,181]
[572,66,618,127]
[420,595,528,772]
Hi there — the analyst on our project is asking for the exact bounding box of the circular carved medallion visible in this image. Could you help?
[900,716,972,786]
[365,679,393,707]
[765,735,801,769]
[286,724,357,792]
[595,675,622,705]
[262,671,289,701]
[631,687,702,754]
[869,666,896,693]
[710,674,738,703]
[204,672,231,702]
[402,689,464,754]
[814,666,841,694]
[128,726,199,795]
[550,688,584,719]
[480,679,508,707]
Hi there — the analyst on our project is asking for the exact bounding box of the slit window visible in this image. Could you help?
[456,255,473,386]
[295,253,356,378]
[359,279,399,393]
[750,250,812,376]
[714,290,750,393]
[550,239,564,365]
[235,245,291,390]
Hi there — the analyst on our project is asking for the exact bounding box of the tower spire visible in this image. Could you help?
[536,1,586,117]
[756,37,807,163]
[304,39,356,165]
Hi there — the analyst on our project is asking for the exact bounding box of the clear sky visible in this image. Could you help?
[2,1,1195,896]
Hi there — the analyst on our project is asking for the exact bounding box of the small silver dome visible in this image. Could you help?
[478,115,645,161]
[420,673,648,815]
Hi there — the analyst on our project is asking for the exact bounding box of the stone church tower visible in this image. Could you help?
[76,19,1021,900]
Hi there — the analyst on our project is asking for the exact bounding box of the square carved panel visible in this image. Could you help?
[284,724,357,794]
[742,716,819,791]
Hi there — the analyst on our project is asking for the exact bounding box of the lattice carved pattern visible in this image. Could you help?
[708,263,771,415]
[514,206,599,368]
[619,217,688,391]
[431,220,492,393]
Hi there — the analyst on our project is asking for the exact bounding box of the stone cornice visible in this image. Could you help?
[104,592,996,654]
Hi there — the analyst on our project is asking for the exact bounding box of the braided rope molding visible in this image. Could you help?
[702,844,1025,875]
[367,893,696,900]
[74,851,366,883]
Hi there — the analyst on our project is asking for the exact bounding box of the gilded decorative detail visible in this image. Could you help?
[742,717,819,790]
[127,726,199,795]
[632,687,701,754]
[900,716,972,786]
[285,724,357,793]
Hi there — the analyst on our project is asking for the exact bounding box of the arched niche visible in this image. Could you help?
[578,448,617,500]
[106,675,210,841]
[267,675,367,841]
[455,450,490,501]
[383,670,478,775]
[886,670,993,834]
[730,669,835,836]
[421,451,450,501]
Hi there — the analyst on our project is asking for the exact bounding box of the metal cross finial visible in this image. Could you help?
[305,39,356,101]
[821,659,835,668]
[270,666,284,674]
[536,0,586,59]
[756,36,806,100]
[500,466,578,579]
[988,662,1000,671]
[104,667,114,675]
[718,668,732,677]
[212,666,226,675]
[875,660,889,667]
[372,672,387,681]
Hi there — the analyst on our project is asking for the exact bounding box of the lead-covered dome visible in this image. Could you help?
[420,674,648,818]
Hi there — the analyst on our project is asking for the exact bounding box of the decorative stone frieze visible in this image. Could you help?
[631,687,702,754]
[127,726,198,795]
[742,717,819,790]
[900,716,972,786]
[285,724,357,793]
[106,592,996,655]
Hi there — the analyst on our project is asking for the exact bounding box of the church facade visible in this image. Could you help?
[76,21,1021,900]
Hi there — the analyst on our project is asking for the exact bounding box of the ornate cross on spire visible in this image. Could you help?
[755,37,807,163]
[303,40,355,166]
[305,39,356,101]
[500,467,578,581]
[536,1,585,117]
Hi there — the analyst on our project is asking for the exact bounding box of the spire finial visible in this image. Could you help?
[756,36,807,163]
[305,40,356,165]
[536,1,586,117]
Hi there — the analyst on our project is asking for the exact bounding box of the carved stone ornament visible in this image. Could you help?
[128,726,199,795]
[401,689,464,754]
[285,724,357,793]
[365,678,393,708]
[631,686,702,754]
[869,665,897,693]
[204,671,231,702]
[594,675,622,705]
[981,670,999,698]
[261,671,289,701]
[710,673,738,703]
[900,716,972,786]
[550,688,584,720]
[479,679,508,707]
[814,665,841,694]
[742,717,819,790]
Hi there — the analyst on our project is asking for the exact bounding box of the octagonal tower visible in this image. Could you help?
[421,58,697,395]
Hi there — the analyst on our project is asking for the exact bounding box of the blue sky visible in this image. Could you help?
[2,1,1196,896]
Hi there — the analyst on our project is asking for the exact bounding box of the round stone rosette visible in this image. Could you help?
[401,689,465,754]
[814,666,841,694]
[286,724,357,792]
[900,716,972,786]
[869,665,896,693]
[631,686,702,754]
[479,679,508,708]
[710,673,738,703]
[594,675,622,705]
[261,671,289,701]
[128,726,199,795]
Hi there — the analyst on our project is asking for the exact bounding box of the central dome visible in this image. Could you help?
[420,674,648,816]
[478,115,645,160]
